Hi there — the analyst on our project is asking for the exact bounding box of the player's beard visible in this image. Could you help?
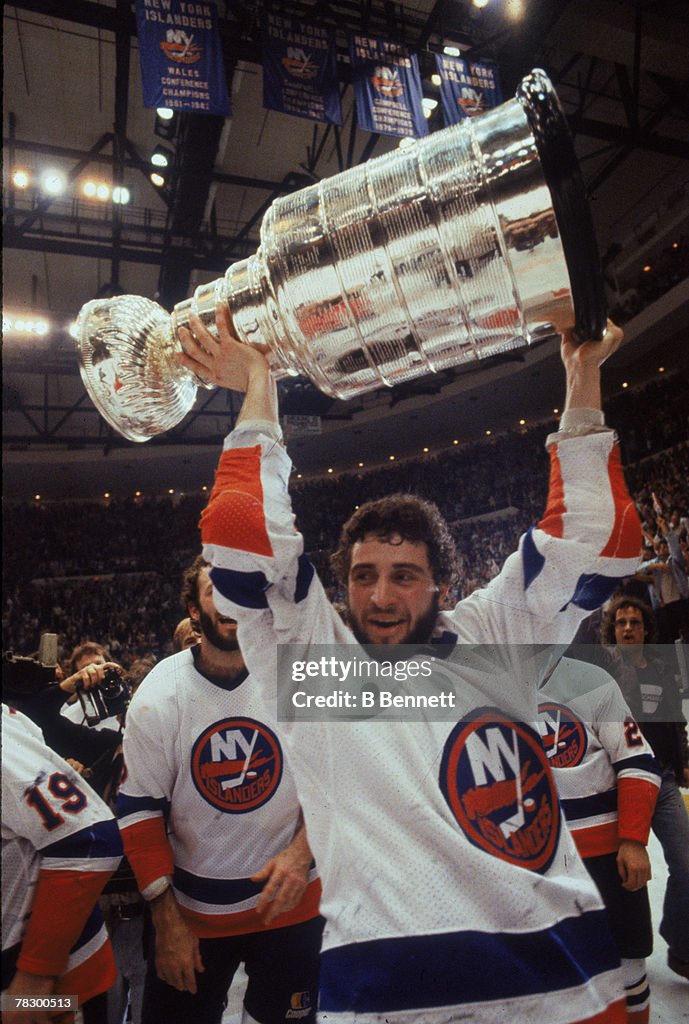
[349,590,441,650]
[197,608,240,653]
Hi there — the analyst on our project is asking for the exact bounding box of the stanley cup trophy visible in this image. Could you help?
[75,69,606,442]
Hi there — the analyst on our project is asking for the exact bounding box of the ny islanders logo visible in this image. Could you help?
[191,718,283,813]
[371,65,403,97]
[439,709,560,873]
[537,702,588,769]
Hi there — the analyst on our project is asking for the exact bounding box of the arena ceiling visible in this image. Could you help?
[3,0,689,501]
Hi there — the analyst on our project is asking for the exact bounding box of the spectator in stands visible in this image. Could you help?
[601,595,689,980]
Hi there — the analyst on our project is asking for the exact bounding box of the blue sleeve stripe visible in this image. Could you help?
[116,793,170,820]
[69,905,104,954]
[210,566,269,609]
[42,819,122,860]
[560,790,617,820]
[522,528,545,592]
[612,754,662,777]
[563,572,622,613]
[294,553,315,604]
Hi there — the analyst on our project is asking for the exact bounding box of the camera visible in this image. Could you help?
[77,668,130,726]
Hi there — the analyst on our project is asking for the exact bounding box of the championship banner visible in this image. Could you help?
[349,34,428,139]
[434,54,503,124]
[135,0,231,116]
[262,13,342,126]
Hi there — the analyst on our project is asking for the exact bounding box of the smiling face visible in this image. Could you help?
[347,533,447,646]
[189,567,239,653]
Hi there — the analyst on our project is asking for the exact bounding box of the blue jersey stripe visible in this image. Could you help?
[116,793,170,820]
[612,754,661,778]
[211,566,270,609]
[522,527,545,591]
[69,905,105,954]
[560,789,617,821]
[173,866,263,905]
[294,553,315,603]
[319,910,619,1011]
[565,572,621,612]
[42,819,122,860]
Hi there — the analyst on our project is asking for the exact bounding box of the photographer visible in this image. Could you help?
[3,645,126,795]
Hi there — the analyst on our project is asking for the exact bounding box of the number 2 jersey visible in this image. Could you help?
[537,656,661,858]
[1,704,121,1002]
[116,646,321,937]
[200,417,641,1024]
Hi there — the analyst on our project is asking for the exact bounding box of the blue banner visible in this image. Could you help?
[349,34,428,139]
[262,13,342,126]
[135,0,231,116]
[434,54,503,124]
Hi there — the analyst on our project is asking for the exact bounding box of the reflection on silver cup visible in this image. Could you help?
[75,69,605,442]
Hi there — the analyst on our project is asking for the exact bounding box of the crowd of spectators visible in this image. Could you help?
[2,369,687,666]
[607,234,689,325]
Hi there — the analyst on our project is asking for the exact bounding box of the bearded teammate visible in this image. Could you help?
[179,306,640,1024]
[116,556,322,1024]
[2,704,122,1024]
[538,657,661,1023]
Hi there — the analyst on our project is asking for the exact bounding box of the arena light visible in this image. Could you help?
[4,316,50,336]
[389,455,395,461]
[658,366,665,373]
[519,418,526,425]
[505,0,524,18]
[423,447,429,453]
[431,74,442,86]
[157,107,174,120]
[485,429,492,436]
[150,171,166,188]
[96,184,111,201]
[151,145,173,168]
[473,0,490,7]
[41,168,66,196]
[83,181,98,198]
[422,98,438,119]
[327,468,333,474]
[443,45,460,56]
[358,462,364,467]
[112,186,131,205]
[12,169,30,189]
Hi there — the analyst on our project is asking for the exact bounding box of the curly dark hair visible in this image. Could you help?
[601,594,657,645]
[180,554,210,612]
[330,493,459,589]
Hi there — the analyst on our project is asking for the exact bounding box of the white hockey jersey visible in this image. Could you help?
[537,657,661,858]
[116,648,320,937]
[200,421,641,1024]
[1,704,121,1003]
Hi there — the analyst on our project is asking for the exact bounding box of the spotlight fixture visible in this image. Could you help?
[112,186,131,205]
[150,171,166,188]
[151,145,174,169]
[155,109,177,141]
[41,169,66,196]
[12,169,30,188]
